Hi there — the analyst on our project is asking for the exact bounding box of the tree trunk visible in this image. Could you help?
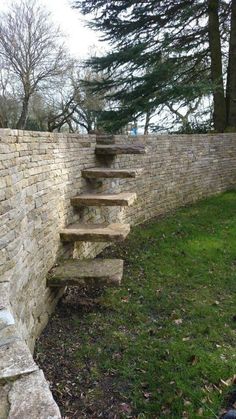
[226,1,236,130]
[16,95,30,129]
[208,0,226,132]
[144,110,151,134]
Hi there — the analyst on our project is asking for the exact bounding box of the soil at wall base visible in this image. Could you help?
[34,285,128,419]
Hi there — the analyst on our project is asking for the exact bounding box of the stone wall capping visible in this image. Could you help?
[8,369,61,418]
[0,339,38,381]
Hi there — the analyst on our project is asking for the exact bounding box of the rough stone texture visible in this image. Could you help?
[82,168,143,178]
[48,258,124,287]
[8,370,61,419]
[96,134,115,144]
[71,192,137,207]
[0,130,97,350]
[1,129,236,418]
[0,324,21,348]
[0,282,10,310]
[60,222,131,243]
[107,134,236,226]
[0,339,38,380]
[95,143,147,155]
[0,383,11,418]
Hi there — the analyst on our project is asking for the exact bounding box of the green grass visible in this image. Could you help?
[73,191,236,418]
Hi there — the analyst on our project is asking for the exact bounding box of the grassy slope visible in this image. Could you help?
[36,192,236,418]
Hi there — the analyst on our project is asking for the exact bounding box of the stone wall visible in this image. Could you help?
[0,130,98,418]
[0,129,236,418]
[104,133,236,225]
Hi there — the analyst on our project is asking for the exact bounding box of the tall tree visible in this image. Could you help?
[208,0,226,131]
[226,0,236,129]
[74,0,234,132]
[0,0,67,129]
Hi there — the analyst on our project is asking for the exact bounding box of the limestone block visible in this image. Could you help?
[0,382,11,419]
[95,143,146,155]
[60,222,130,243]
[0,324,21,347]
[48,258,124,287]
[0,339,38,380]
[0,254,11,276]
[0,282,10,310]
[71,192,137,207]
[82,167,143,179]
[8,370,61,419]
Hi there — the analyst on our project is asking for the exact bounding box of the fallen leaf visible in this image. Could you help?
[220,375,236,387]
[143,392,152,399]
[121,296,129,303]
[120,403,132,414]
[174,318,183,325]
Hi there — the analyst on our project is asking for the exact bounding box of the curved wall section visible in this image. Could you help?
[0,130,235,417]
[109,133,236,225]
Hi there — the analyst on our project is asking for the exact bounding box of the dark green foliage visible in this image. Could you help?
[75,0,234,132]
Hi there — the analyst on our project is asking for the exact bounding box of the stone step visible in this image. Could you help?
[60,223,130,243]
[47,258,124,288]
[82,168,143,179]
[96,134,115,144]
[71,192,137,207]
[95,144,146,155]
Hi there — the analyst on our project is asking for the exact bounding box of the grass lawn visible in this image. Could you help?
[35,191,236,418]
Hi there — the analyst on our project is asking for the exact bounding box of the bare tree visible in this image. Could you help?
[166,99,203,132]
[46,64,106,133]
[0,0,67,129]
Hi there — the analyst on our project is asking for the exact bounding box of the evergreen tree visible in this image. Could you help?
[74,0,235,132]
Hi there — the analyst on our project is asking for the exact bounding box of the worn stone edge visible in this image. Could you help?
[0,282,61,418]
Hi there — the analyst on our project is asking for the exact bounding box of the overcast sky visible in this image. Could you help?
[0,0,103,58]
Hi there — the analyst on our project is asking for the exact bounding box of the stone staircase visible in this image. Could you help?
[47,138,146,288]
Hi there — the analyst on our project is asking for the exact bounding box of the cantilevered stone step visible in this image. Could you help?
[95,144,146,155]
[96,134,114,144]
[47,258,124,288]
[60,223,130,243]
[82,168,143,179]
[71,192,137,207]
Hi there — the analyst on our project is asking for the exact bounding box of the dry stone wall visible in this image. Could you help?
[0,129,236,418]
[105,133,236,225]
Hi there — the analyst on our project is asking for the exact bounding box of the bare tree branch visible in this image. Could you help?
[0,0,68,129]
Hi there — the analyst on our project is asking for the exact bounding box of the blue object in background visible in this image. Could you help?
[130,127,137,136]
[223,410,236,419]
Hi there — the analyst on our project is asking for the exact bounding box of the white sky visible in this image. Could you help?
[0,0,103,58]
